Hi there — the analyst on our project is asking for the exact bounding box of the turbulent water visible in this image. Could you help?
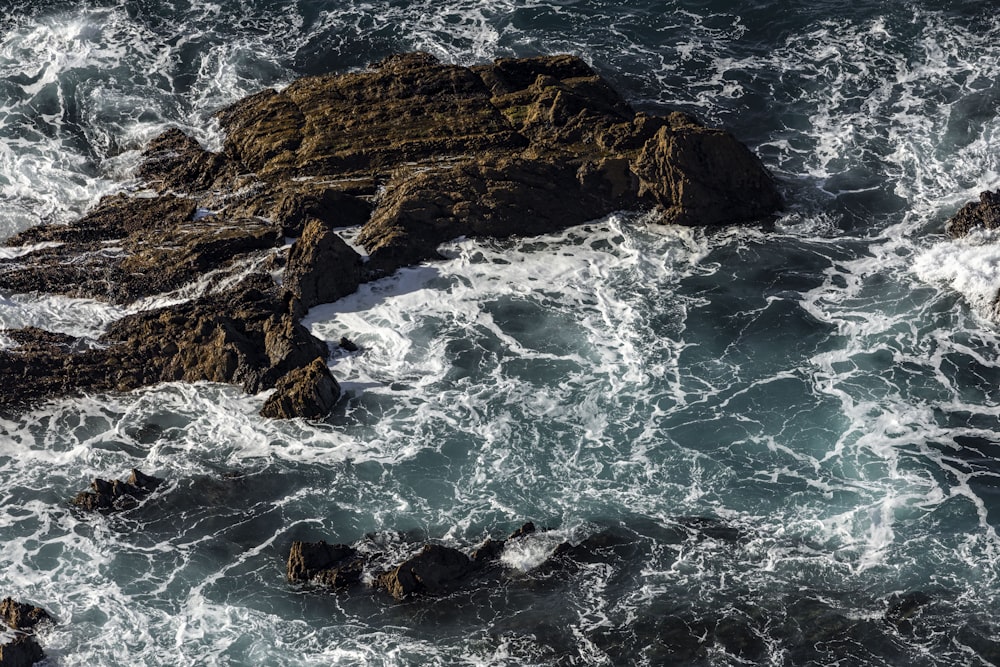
[2,0,1000,664]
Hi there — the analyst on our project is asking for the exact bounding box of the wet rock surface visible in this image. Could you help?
[946,189,1000,237]
[0,598,51,667]
[0,633,45,667]
[71,468,163,512]
[0,600,50,633]
[0,52,780,415]
[259,356,341,420]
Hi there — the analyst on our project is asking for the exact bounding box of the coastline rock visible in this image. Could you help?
[71,469,163,512]
[259,357,340,419]
[946,189,1000,237]
[0,598,51,667]
[0,52,781,415]
[0,599,51,632]
[282,218,364,311]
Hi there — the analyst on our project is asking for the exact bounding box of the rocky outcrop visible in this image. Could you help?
[0,599,50,632]
[375,545,475,600]
[259,357,340,420]
[287,541,365,588]
[0,598,51,667]
[288,522,538,600]
[946,190,1000,237]
[72,469,163,512]
[0,52,780,416]
[282,218,364,310]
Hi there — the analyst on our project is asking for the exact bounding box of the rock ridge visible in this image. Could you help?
[0,52,781,417]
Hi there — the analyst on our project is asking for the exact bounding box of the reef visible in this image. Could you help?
[0,52,781,418]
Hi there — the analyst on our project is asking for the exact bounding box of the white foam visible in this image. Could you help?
[912,230,1000,317]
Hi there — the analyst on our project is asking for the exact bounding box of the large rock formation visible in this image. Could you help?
[0,53,781,416]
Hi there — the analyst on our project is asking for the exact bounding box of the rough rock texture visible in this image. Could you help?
[0,599,50,632]
[287,541,364,588]
[283,218,364,310]
[259,357,341,419]
[946,189,1000,237]
[0,598,51,667]
[71,469,163,512]
[287,522,539,599]
[0,52,780,415]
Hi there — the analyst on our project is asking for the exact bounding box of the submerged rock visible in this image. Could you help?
[0,52,780,416]
[71,469,163,512]
[884,591,932,635]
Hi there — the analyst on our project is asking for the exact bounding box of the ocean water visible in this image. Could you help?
[2,0,1000,665]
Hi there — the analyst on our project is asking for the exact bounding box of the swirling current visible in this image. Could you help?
[1,0,1000,665]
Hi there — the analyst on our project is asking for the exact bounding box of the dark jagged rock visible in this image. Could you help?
[0,53,780,415]
[71,469,163,512]
[0,598,51,667]
[0,194,282,303]
[259,357,340,419]
[0,599,51,632]
[282,218,364,310]
[946,189,1000,237]
[287,541,364,588]
[375,544,475,601]
[0,632,45,667]
[338,337,359,352]
[632,118,783,226]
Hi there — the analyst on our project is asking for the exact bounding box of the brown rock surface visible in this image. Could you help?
[0,599,51,632]
[946,189,1000,237]
[286,541,364,588]
[71,469,163,512]
[259,357,341,419]
[0,52,780,416]
[283,218,364,310]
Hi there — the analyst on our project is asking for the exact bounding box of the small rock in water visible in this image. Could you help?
[259,357,340,420]
[375,544,474,601]
[338,337,359,352]
[71,469,164,512]
[884,591,932,635]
